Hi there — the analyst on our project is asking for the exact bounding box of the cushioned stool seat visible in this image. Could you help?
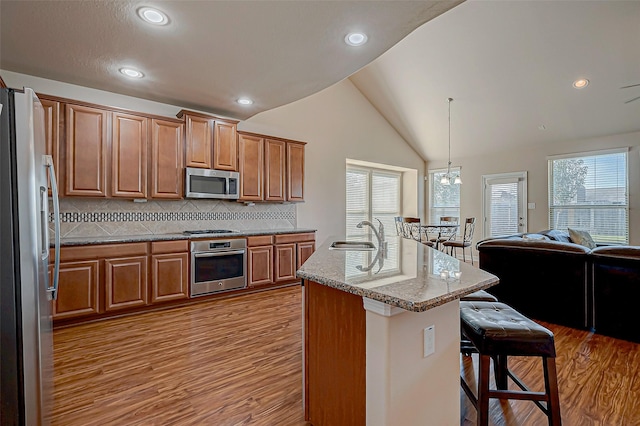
[460,301,561,426]
[460,290,498,302]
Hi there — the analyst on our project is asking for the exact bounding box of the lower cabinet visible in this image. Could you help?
[51,240,188,323]
[247,233,316,287]
[51,260,100,319]
[151,241,189,302]
[104,256,148,312]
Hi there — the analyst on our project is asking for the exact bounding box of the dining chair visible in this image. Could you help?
[402,217,421,240]
[430,216,459,248]
[394,216,404,237]
[442,217,476,264]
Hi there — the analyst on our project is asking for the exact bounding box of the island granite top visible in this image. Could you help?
[59,228,317,246]
[296,236,498,313]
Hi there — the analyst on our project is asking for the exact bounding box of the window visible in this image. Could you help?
[346,165,401,238]
[346,164,401,279]
[548,149,628,244]
[429,168,460,223]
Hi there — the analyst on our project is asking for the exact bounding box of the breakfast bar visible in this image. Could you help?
[297,236,499,426]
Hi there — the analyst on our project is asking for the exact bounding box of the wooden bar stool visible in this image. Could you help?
[460,301,562,425]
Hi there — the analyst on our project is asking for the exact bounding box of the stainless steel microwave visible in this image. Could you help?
[185,167,240,199]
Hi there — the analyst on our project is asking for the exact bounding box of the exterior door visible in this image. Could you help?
[482,172,527,238]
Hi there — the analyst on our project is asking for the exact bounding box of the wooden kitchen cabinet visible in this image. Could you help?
[247,235,274,287]
[287,142,305,202]
[104,255,149,312]
[151,240,189,303]
[65,104,109,197]
[51,260,100,320]
[238,133,264,201]
[265,139,286,201]
[297,241,316,269]
[41,98,61,196]
[150,118,184,199]
[112,112,148,198]
[213,119,238,171]
[275,243,296,283]
[183,112,212,169]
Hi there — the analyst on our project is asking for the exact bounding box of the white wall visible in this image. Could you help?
[428,131,640,246]
[241,79,425,245]
[2,71,426,245]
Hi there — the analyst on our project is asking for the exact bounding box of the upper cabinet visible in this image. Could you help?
[111,112,148,198]
[238,131,306,203]
[287,142,305,202]
[265,139,286,202]
[238,133,264,201]
[150,119,184,199]
[213,119,238,171]
[65,104,109,197]
[178,110,239,171]
[41,98,61,196]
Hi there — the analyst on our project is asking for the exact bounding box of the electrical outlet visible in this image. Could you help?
[423,325,435,357]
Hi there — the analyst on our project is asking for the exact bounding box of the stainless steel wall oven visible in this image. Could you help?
[190,239,246,297]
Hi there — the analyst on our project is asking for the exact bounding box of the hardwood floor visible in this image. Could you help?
[52,286,640,425]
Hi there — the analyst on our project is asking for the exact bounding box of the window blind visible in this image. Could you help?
[549,150,628,244]
[488,180,519,237]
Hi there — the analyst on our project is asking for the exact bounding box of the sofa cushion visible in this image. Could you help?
[568,228,597,249]
[522,233,549,241]
[541,229,571,243]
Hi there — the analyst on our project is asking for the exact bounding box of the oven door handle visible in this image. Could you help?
[194,250,246,258]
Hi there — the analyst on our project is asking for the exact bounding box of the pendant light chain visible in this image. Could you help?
[448,97,452,176]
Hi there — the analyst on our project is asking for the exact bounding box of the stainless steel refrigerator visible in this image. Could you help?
[1,87,61,425]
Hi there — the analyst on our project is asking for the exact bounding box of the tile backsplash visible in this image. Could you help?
[50,199,296,238]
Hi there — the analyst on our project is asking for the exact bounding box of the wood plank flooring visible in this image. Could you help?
[52,285,640,425]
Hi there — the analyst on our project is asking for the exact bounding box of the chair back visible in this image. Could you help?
[402,217,421,240]
[462,218,476,243]
[439,216,459,239]
[394,217,404,236]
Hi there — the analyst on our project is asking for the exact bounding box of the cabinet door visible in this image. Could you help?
[213,119,238,171]
[65,104,108,197]
[151,119,184,199]
[265,139,286,201]
[297,241,316,269]
[112,112,148,198]
[287,142,305,202]
[238,133,264,201]
[52,260,100,320]
[275,243,296,283]
[41,98,61,197]
[184,114,212,169]
[104,256,148,311]
[151,252,189,303]
[248,245,273,287]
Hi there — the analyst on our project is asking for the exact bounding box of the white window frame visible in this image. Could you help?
[346,164,402,238]
[428,167,461,223]
[548,148,629,244]
[481,171,528,238]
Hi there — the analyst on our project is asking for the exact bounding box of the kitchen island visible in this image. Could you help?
[296,236,498,426]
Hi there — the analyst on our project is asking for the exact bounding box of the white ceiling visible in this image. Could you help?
[350,0,640,162]
[0,0,459,120]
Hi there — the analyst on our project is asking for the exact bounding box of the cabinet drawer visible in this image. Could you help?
[274,233,315,244]
[151,240,188,254]
[247,235,274,247]
[56,242,149,261]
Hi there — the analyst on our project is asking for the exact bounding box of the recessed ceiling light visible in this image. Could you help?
[573,78,589,89]
[345,32,368,47]
[137,7,169,25]
[237,98,253,105]
[119,67,144,78]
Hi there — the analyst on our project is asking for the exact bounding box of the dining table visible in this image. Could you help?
[419,224,460,250]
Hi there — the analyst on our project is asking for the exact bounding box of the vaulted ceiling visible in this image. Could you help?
[1,1,638,162]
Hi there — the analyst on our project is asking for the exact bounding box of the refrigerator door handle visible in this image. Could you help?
[44,155,60,300]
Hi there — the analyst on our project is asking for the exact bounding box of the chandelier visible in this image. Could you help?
[440,97,462,185]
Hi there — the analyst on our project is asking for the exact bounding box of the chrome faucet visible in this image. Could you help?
[356,218,386,250]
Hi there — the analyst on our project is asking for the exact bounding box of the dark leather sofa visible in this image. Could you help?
[476,233,640,343]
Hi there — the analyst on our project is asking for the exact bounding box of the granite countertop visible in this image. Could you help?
[59,228,317,246]
[296,235,498,312]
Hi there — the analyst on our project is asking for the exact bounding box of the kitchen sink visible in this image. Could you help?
[329,241,376,251]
